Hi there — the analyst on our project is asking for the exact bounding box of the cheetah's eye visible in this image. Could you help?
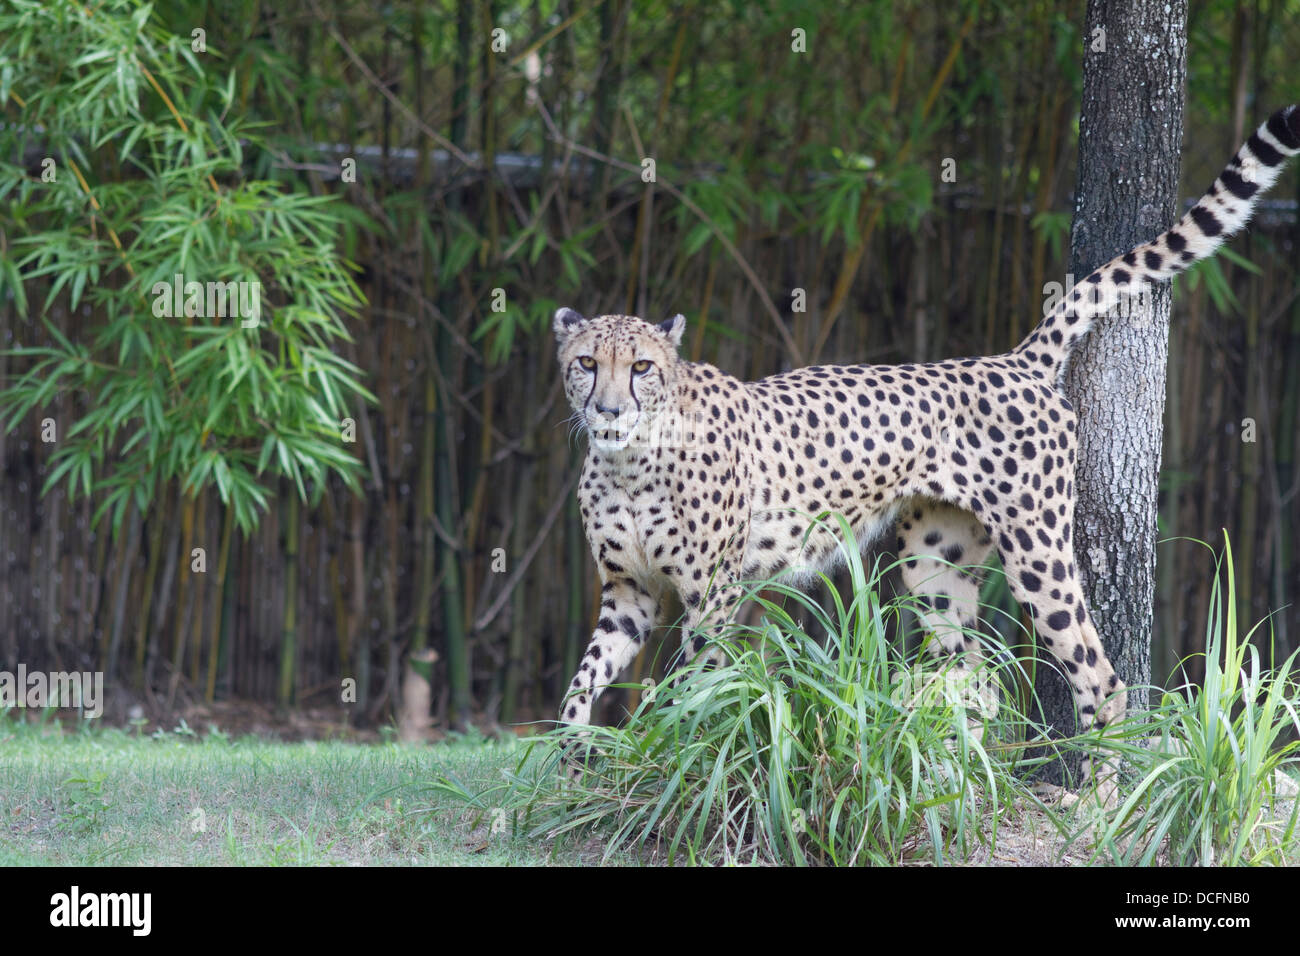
[632,359,651,374]
[578,356,596,371]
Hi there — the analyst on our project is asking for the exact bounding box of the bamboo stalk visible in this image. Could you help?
[205,502,235,703]
[188,488,208,684]
[502,360,538,723]
[105,502,142,682]
[278,488,299,708]
[434,0,475,729]
[350,493,368,711]
[322,491,351,674]
[413,386,438,660]
[461,376,495,623]
[167,489,196,697]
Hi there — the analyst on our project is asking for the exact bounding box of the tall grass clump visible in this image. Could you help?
[1084,534,1300,865]
[445,515,1037,865]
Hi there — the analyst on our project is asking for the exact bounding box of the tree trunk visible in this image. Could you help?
[1040,0,1186,784]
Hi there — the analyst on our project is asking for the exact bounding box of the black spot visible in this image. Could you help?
[1191,205,1222,237]
[1219,169,1257,200]
[1047,610,1071,631]
[1269,108,1300,150]
[1248,130,1285,167]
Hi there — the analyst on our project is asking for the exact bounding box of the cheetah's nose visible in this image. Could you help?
[595,401,621,419]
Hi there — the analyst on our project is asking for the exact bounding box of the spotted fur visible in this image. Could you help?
[1019,105,1300,379]
[554,105,1300,737]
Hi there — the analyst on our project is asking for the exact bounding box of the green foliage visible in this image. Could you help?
[451,516,1046,866]
[0,0,373,535]
[59,772,112,834]
[1083,534,1300,866]
[1176,245,1264,316]
[1031,210,1071,265]
[441,524,1300,867]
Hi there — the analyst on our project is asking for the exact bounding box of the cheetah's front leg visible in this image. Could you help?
[671,531,749,675]
[676,588,743,673]
[559,578,658,729]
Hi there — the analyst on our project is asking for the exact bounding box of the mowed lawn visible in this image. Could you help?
[0,718,620,866]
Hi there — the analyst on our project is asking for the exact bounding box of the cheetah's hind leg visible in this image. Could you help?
[896,502,1001,738]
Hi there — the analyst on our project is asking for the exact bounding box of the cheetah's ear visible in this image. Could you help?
[553,307,587,341]
[658,313,685,349]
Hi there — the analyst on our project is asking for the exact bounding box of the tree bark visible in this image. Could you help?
[1039,0,1186,783]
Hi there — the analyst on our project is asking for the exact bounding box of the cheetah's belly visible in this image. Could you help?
[742,497,907,584]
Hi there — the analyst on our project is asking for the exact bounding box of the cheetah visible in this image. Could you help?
[554,105,1300,741]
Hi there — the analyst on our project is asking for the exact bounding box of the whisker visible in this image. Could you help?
[564,410,588,451]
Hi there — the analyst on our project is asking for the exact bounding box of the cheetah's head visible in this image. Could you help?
[553,309,685,455]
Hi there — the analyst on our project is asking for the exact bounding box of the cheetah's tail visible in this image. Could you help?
[1014,105,1300,381]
